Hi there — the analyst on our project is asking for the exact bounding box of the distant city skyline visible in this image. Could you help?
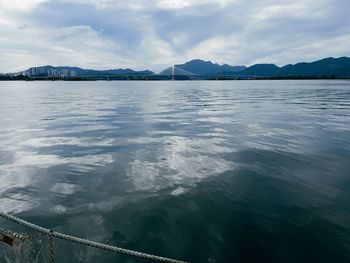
[0,0,349,72]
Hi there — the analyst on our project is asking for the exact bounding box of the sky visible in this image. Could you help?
[0,0,349,72]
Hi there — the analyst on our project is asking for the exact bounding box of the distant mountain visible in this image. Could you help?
[236,64,279,76]
[170,57,350,78]
[18,66,154,77]
[276,57,350,77]
[237,57,350,77]
[173,59,246,75]
[3,56,350,80]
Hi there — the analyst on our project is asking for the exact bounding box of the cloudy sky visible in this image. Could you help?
[0,0,349,72]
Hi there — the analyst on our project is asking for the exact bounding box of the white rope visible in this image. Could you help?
[0,211,188,263]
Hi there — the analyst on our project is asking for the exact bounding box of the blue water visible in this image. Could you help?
[0,80,349,262]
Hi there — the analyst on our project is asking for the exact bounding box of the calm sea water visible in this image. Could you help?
[0,80,349,262]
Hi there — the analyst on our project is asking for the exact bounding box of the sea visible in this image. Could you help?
[0,80,349,262]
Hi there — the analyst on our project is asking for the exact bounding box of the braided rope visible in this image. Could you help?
[0,211,187,263]
[0,227,27,241]
[49,230,55,263]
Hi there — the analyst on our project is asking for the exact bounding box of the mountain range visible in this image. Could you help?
[17,66,153,78]
[174,59,246,75]
[169,57,350,77]
[235,57,350,77]
[3,57,350,79]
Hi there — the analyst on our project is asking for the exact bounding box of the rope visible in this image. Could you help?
[1,227,48,242]
[48,230,55,263]
[0,227,26,241]
[0,211,187,263]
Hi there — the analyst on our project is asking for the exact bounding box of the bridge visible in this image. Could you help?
[157,65,255,80]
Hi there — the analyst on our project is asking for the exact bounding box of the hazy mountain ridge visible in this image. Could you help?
[236,57,350,77]
[175,59,246,75]
[4,57,350,78]
[159,57,350,77]
[235,64,280,76]
[275,57,350,77]
[17,66,154,77]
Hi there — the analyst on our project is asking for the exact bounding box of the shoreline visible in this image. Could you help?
[1,76,349,81]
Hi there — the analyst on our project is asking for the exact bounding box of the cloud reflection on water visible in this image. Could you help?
[0,81,349,217]
[0,81,350,262]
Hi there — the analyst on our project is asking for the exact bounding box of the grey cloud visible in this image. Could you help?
[0,0,349,72]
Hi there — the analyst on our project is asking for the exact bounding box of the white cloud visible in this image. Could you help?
[0,0,47,12]
[56,0,237,10]
[0,0,349,72]
[0,24,126,71]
